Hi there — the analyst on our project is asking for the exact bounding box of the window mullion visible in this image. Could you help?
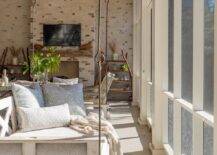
[163,96,169,144]
[173,100,181,154]
[193,0,204,111]
[139,0,148,124]
[173,0,182,154]
[193,116,204,155]
[174,0,182,99]
[213,0,217,154]
[192,1,204,155]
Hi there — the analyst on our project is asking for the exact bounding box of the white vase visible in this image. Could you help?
[12,57,18,65]
[2,69,9,86]
[112,53,119,60]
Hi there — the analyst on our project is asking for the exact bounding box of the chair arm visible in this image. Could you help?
[83,86,98,93]
[84,102,108,108]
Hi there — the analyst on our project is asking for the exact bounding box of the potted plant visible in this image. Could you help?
[10,46,21,65]
[121,63,129,81]
[109,41,119,60]
[121,63,129,72]
[23,47,61,82]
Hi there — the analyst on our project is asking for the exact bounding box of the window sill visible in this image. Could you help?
[147,117,153,128]
[195,111,214,127]
[163,91,174,100]
[163,91,214,126]
[163,144,174,155]
[147,81,153,86]
[176,98,193,112]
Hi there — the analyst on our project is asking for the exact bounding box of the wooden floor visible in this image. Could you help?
[109,102,151,155]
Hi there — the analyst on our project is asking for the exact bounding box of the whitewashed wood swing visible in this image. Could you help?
[0,97,110,155]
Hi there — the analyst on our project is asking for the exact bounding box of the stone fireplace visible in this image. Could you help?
[51,61,79,79]
[30,0,97,86]
[46,49,94,86]
[58,50,94,86]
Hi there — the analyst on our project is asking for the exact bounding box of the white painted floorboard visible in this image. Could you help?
[109,103,151,155]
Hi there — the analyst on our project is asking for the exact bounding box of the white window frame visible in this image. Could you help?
[162,0,215,155]
[139,0,154,127]
[150,0,169,154]
[139,0,216,154]
[133,0,142,106]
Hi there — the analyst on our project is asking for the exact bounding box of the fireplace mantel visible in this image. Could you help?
[43,49,93,58]
[43,49,94,86]
[55,50,93,58]
[60,50,94,87]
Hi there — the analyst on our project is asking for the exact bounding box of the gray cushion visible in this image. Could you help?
[17,104,71,132]
[53,77,79,85]
[43,83,86,116]
[12,83,45,108]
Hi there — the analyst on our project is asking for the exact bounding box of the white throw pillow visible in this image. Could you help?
[17,104,70,132]
[53,77,79,85]
[12,83,45,108]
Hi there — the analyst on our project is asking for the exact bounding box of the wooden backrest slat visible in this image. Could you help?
[0,97,13,110]
[0,96,16,137]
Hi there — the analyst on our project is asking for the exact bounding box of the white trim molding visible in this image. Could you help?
[149,143,166,155]
[151,0,168,151]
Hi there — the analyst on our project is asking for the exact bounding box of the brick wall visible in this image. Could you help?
[0,0,133,85]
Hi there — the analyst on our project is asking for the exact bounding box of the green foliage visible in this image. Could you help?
[23,47,60,79]
[121,63,129,72]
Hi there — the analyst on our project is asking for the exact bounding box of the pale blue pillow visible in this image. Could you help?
[17,104,70,132]
[43,83,86,116]
[12,83,45,108]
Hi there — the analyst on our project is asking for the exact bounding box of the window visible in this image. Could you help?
[203,123,213,155]
[168,0,174,92]
[181,108,193,155]
[168,99,173,148]
[150,9,153,82]
[204,0,215,114]
[181,0,193,103]
[141,0,216,154]
[167,0,174,149]
[163,0,215,154]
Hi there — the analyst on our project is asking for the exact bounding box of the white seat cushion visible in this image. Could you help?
[10,127,83,138]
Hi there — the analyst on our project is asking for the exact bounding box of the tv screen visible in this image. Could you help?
[43,24,81,46]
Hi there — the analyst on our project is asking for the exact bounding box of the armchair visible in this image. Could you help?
[84,72,116,118]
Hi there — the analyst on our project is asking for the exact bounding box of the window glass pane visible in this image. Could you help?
[204,0,215,114]
[181,0,193,103]
[181,108,193,155]
[203,123,213,155]
[168,99,173,148]
[150,84,154,120]
[168,0,174,92]
[150,9,153,82]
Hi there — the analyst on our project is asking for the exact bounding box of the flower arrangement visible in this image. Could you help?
[23,47,61,82]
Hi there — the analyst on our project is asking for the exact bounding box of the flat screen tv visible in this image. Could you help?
[43,24,81,46]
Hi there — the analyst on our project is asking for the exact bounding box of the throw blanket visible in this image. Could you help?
[70,113,122,155]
